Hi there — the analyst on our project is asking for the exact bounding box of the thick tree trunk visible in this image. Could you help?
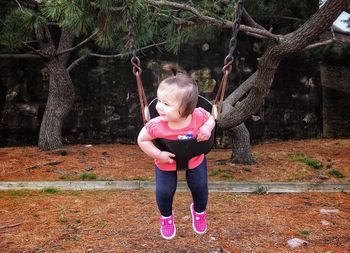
[38,59,75,150]
[229,123,256,164]
[35,26,75,150]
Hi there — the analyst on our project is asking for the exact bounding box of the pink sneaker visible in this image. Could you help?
[190,203,207,234]
[160,213,176,239]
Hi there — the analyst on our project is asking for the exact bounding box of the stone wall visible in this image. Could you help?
[321,64,350,138]
[0,36,346,147]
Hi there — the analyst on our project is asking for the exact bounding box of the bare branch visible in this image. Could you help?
[67,41,168,72]
[145,0,278,40]
[242,8,265,30]
[66,55,88,72]
[14,0,24,11]
[22,42,48,59]
[225,72,258,106]
[304,38,338,50]
[0,53,41,59]
[0,223,21,229]
[332,24,350,35]
[92,41,168,58]
[57,30,98,56]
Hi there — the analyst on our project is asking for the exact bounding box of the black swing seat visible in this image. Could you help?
[148,95,215,170]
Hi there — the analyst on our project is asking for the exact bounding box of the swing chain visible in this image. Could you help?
[125,5,142,75]
[223,0,244,72]
[213,0,244,120]
[226,0,244,62]
[125,4,150,123]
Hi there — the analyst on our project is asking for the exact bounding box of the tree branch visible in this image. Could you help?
[0,53,41,59]
[304,38,339,50]
[14,0,24,11]
[145,0,278,40]
[67,41,169,72]
[66,55,88,72]
[241,7,265,30]
[21,42,48,59]
[56,30,98,56]
[218,0,350,129]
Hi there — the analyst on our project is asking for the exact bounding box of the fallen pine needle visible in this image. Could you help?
[26,161,63,171]
[0,223,21,229]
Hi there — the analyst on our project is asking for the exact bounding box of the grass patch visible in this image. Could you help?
[209,169,223,176]
[8,190,26,196]
[59,175,75,180]
[300,229,309,236]
[67,191,81,196]
[58,213,68,223]
[32,213,40,219]
[209,169,233,180]
[216,159,227,165]
[51,149,68,156]
[328,169,344,178]
[42,187,60,194]
[80,173,97,180]
[253,186,268,195]
[132,177,147,181]
[59,149,68,156]
[293,153,323,169]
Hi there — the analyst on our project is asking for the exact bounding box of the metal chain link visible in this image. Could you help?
[226,0,244,62]
[125,3,149,123]
[125,4,141,74]
[213,0,244,120]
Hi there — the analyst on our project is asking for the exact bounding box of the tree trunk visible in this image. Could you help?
[35,26,75,150]
[229,123,256,164]
[38,59,75,150]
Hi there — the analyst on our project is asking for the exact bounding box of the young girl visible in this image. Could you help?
[137,63,216,240]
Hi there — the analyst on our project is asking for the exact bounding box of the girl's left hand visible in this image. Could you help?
[197,126,211,142]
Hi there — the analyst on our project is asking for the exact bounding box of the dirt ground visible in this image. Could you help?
[1,139,349,182]
[0,139,350,252]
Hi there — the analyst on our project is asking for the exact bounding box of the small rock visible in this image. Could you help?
[182,215,191,222]
[209,236,216,242]
[321,220,331,225]
[84,166,93,171]
[287,238,309,248]
[211,248,230,253]
[85,144,92,147]
[243,167,252,172]
[317,174,329,180]
[320,209,339,214]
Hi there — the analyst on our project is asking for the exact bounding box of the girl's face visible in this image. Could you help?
[156,84,184,123]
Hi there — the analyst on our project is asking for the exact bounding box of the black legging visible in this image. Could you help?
[155,158,208,217]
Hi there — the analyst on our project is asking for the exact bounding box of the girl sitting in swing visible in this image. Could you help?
[137,63,216,240]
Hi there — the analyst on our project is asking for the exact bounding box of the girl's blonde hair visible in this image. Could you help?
[159,63,198,117]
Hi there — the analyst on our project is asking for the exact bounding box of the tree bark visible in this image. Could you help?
[219,0,349,130]
[218,0,349,163]
[229,123,256,164]
[36,26,75,150]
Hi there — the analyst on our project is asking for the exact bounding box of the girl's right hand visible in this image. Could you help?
[157,151,175,164]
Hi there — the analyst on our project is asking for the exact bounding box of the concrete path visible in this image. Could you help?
[0,181,349,193]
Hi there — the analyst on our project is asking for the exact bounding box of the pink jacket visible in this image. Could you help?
[145,107,209,171]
